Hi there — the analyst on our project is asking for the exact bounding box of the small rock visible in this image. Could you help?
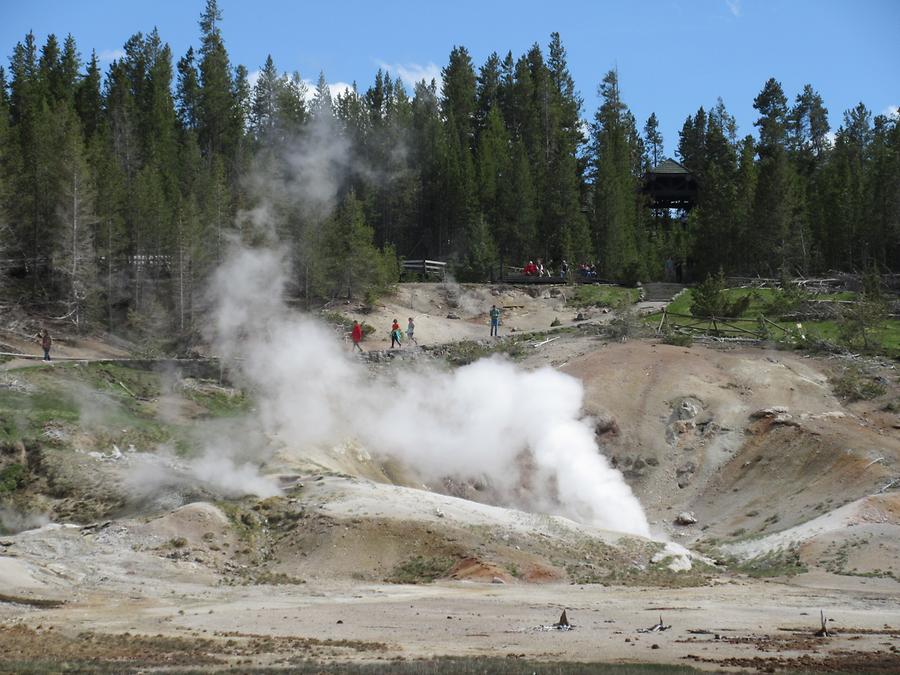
[750,406,789,419]
[675,512,697,526]
[676,461,696,476]
[595,416,620,438]
[491,576,505,584]
[651,643,660,649]
[446,313,460,320]
[678,398,702,420]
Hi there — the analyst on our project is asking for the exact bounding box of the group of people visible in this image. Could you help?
[522,259,574,279]
[349,317,417,352]
[349,303,505,352]
[522,259,550,277]
[577,262,600,279]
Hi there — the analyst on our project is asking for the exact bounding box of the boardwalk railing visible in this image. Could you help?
[401,259,447,279]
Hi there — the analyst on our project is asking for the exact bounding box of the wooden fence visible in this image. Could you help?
[656,309,791,340]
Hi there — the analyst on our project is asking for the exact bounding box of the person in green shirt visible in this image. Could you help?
[489,305,501,337]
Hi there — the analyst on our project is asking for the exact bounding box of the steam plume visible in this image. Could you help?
[210,247,650,537]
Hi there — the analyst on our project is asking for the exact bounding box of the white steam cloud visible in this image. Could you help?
[209,247,650,537]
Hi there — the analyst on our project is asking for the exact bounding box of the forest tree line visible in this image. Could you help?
[0,0,897,340]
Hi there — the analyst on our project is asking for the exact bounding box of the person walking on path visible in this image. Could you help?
[351,320,364,352]
[406,317,418,346]
[489,305,501,337]
[36,328,52,361]
[390,319,403,348]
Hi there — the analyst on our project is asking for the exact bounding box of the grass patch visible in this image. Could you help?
[568,285,639,309]
[182,384,250,417]
[727,545,808,578]
[83,362,162,400]
[649,287,900,357]
[387,556,456,584]
[435,338,528,366]
[0,388,80,441]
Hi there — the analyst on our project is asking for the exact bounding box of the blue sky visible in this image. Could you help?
[2,0,898,156]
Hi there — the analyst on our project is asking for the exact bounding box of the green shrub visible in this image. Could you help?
[690,271,748,318]
[605,308,642,340]
[387,556,455,584]
[830,365,886,401]
[661,330,693,347]
[0,463,27,494]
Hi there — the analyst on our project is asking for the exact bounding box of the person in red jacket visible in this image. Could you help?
[351,320,363,352]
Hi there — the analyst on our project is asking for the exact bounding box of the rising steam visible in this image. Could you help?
[209,247,651,537]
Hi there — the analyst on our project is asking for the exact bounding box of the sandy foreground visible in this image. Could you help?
[2,561,899,671]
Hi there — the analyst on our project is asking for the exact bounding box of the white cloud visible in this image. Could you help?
[884,104,899,119]
[247,68,262,91]
[98,48,125,62]
[725,0,741,17]
[377,60,443,90]
[300,80,353,102]
[326,81,353,99]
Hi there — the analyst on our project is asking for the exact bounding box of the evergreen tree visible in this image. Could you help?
[314,190,397,300]
[543,32,591,266]
[196,0,239,163]
[751,78,797,273]
[311,71,333,118]
[644,112,663,167]
[54,105,98,328]
[250,54,279,142]
[76,50,102,139]
[176,47,200,130]
[591,69,642,280]
[440,47,478,257]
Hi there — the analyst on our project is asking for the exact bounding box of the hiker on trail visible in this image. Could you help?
[36,328,52,361]
[560,259,569,279]
[489,305,501,337]
[406,317,418,345]
[523,260,538,276]
[390,318,402,348]
[351,320,364,352]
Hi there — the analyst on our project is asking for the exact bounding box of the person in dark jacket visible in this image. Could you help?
[37,328,52,361]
